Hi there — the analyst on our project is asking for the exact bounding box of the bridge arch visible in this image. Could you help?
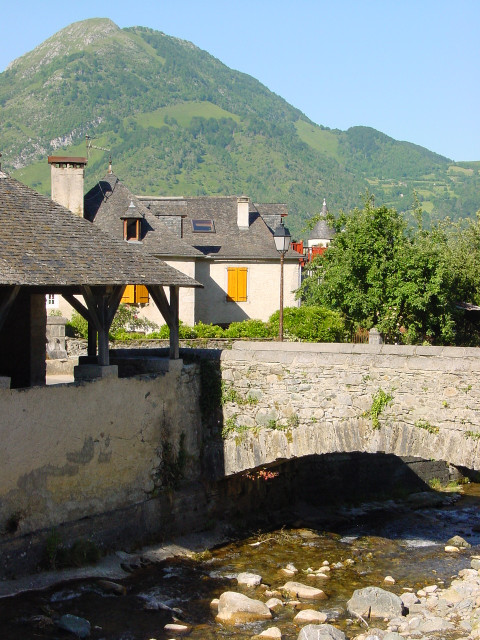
[219,341,480,476]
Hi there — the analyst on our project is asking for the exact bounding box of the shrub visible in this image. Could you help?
[224,319,273,339]
[66,311,88,338]
[192,322,225,338]
[268,306,345,342]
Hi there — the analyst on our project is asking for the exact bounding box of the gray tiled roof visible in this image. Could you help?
[309,218,336,241]
[84,174,203,258]
[140,195,299,260]
[0,173,201,288]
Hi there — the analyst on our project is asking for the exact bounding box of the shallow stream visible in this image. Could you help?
[2,485,480,639]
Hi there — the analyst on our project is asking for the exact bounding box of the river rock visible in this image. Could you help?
[400,592,420,608]
[256,627,282,639]
[97,580,127,596]
[237,572,262,587]
[216,591,272,624]
[448,535,471,548]
[472,557,480,571]
[294,609,328,623]
[164,622,191,635]
[383,576,395,585]
[282,581,327,599]
[415,616,455,633]
[298,623,346,640]
[445,545,460,553]
[210,598,219,611]
[347,587,404,619]
[265,597,284,611]
[56,614,91,638]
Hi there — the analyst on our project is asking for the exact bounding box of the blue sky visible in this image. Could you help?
[1,0,479,161]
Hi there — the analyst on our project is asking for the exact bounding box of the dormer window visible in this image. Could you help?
[121,200,143,242]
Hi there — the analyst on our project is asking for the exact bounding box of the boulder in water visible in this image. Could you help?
[347,586,404,619]
[298,623,346,640]
[216,591,272,624]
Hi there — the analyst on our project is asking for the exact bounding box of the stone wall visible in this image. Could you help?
[219,341,480,476]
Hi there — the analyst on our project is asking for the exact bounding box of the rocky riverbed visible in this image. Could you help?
[2,486,480,639]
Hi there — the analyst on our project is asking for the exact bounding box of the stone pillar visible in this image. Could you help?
[46,316,68,359]
[369,327,383,345]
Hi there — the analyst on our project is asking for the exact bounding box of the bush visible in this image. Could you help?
[66,311,88,338]
[192,322,225,338]
[224,319,273,339]
[268,306,345,342]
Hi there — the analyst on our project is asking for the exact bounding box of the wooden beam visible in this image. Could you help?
[0,286,21,332]
[62,293,91,322]
[147,285,174,326]
[105,285,126,326]
[147,285,180,359]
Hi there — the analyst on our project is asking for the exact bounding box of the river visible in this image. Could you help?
[1,484,480,639]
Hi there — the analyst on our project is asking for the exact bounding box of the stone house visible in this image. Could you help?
[49,160,301,328]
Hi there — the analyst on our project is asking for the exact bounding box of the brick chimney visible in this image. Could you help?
[48,156,87,217]
[237,196,250,229]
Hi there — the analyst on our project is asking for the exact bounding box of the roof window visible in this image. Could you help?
[192,219,215,233]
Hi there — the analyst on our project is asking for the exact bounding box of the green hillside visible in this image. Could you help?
[1,18,479,237]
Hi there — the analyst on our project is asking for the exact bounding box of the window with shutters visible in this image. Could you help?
[121,285,149,304]
[227,267,247,302]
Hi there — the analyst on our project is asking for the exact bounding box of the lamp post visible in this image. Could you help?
[273,218,291,341]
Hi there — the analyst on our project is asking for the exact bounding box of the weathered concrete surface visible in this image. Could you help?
[0,362,201,537]
[220,342,480,475]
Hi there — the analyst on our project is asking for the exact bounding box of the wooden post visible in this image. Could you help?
[87,323,97,358]
[169,285,180,360]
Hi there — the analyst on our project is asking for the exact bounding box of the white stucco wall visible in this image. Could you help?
[194,259,300,324]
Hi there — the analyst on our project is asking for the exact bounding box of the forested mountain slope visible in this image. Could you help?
[1,18,478,236]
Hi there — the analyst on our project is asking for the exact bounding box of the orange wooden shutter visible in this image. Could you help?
[227,268,236,301]
[227,268,247,301]
[135,285,149,304]
[121,285,135,303]
[237,268,247,301]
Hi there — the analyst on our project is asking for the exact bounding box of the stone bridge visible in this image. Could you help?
[219,342,480,476]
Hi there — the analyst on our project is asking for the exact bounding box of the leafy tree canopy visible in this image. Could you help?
[297,196,459,344]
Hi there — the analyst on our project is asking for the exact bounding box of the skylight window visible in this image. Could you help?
[192,219,215,233]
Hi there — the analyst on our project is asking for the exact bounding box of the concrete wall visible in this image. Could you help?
[194,259,300,324]
[219,341,480,475]
[0,363,201,539]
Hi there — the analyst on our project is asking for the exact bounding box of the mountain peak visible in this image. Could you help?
[7,18,119,75]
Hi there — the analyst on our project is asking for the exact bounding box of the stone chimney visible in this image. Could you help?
[48,156,87,217]
[237,196,250,229]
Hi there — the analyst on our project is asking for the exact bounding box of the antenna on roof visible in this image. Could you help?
[85,135,111,167]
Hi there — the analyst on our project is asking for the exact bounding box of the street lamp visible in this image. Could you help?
[273,218,291,341]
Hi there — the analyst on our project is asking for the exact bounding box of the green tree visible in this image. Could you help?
[298,197,457,344]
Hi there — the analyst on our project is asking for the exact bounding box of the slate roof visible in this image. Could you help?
[309,218,336,241]
[84,174,203,258]
[139,195,299,260]
[0,172,201,288]
[309,199,336,241]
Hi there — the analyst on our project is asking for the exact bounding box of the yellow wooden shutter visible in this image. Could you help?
[237,268,247,302]
[121,285,135,303]
[135,285,149,304]
[227,268,247,301]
